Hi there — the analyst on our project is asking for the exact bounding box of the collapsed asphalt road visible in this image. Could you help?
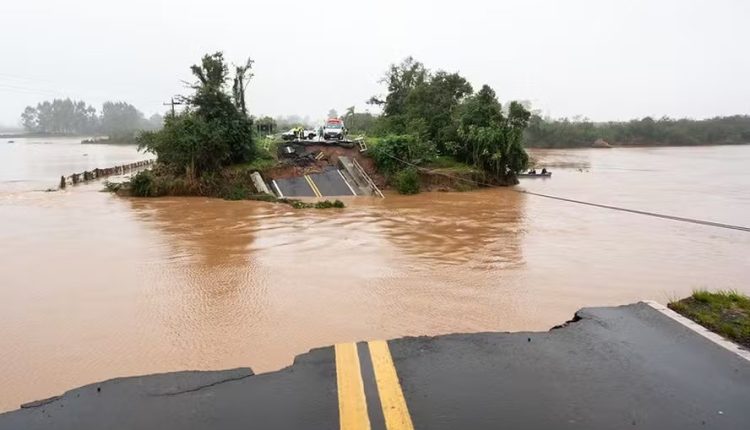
[2,302,749,430]
[272,168,356,198]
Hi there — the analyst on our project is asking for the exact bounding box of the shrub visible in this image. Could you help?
[277,198,346,209]
[223,184,250,201]
[394,167,420,194]
[130,170,159,197]
[315,199,345,209]
[370,134,436,174]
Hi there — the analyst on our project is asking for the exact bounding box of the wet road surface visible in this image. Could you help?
[2,302,748,430]
[273,169,355,198]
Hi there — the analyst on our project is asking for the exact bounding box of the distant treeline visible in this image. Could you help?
[20,99,162,142]
[524,115,750,148]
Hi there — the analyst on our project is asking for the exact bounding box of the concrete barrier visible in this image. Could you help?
[250,172,272,195]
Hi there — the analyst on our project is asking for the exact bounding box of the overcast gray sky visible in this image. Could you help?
[1,0,748,127]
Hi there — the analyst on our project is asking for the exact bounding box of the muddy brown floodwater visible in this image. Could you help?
[1,138,749,412]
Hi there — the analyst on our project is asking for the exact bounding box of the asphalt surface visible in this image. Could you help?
[2,302,749,429]
[308,170,355,197]
[272,169,355,198]
[273,176,316,198]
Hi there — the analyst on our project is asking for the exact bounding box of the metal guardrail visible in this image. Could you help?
[352,158,384,198]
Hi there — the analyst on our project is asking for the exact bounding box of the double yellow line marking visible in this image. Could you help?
[335,341,414,430]
[304,174,322,198]
[335,343,371,429]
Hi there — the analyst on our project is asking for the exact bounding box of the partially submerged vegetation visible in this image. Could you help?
[104,52,534,203]
[107,52,344,209]
[669,290,750,348]
[103,52,531,201]
[366,57,531,193]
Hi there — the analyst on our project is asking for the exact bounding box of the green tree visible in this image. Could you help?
[404,71,472,149]
[369,57,428,133]
[370,58,471,147]
[138,52,256,177]
[455,85,530,180]
[370,59,531,183]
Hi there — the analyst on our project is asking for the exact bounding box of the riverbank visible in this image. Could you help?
[2,302,748,429]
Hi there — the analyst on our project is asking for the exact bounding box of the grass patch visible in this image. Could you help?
[668,289,750,348]
[244,157,278,172]
[233,154,277,173]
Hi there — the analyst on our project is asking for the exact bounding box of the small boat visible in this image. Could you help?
[518,171,551,178]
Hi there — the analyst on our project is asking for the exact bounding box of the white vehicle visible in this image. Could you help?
[303,129,317,140]
[322,118,346,140]
[281,128,297,140]
[281,128,317,140]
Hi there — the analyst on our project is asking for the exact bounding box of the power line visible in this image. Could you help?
[0,76,170,107]
[518,191,750,233]
[379,151,750,233]
[0,82,67,97]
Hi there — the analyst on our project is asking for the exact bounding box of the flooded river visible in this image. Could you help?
[1,137,749,411]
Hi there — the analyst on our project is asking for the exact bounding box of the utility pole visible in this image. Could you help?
[163,97,184,116]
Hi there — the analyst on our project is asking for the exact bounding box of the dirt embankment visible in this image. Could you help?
[263,144,385,188]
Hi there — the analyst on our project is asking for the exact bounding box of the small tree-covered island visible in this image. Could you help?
[112,52,749,201]
[116,53,533,201]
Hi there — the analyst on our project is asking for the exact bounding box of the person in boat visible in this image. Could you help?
[529,169,537,174]
[541,168,547,174]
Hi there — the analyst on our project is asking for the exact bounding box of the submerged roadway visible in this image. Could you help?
[1,302,749,429]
